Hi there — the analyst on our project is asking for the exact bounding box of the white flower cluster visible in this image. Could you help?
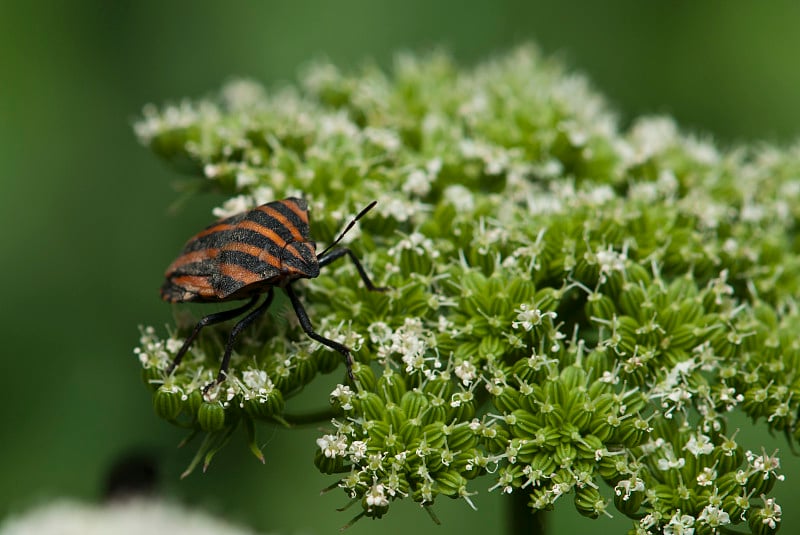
[370,318,441,378]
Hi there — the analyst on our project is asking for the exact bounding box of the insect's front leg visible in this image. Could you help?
[283,284,356,381]
[317,247,389,292]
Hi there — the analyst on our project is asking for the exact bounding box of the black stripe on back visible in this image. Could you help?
[170,257,217,276]
[246,210,299,243]
[217,250,281,278]
[182,229,236,253]
[271,201,311,240]
[227,228,284,253]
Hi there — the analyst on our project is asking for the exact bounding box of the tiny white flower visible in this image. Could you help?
[511,304,557,331]
[365,481,389,509]
[316,434,347,458]
[663,510,695,535]
[402,169,432,197]
[696,467,716,487]
[212,195,251,218]
[697,504,730,528]
[348,440,367,461]
[684,434,714,457]
[330,384,355,411]
[454,360,477,386]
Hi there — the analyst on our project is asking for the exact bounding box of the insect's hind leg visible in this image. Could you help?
[283,284,356,381]
[167,295,259,375]
[317,247,388,292]
[209,288,275,390]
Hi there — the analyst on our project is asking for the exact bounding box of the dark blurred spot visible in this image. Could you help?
[103,451,159,501]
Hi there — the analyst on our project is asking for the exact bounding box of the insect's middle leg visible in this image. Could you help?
[167,295,259,375]
[210,288,276,388]
[284,284,355,381]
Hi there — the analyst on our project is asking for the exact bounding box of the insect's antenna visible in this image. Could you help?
[318,201,377,258]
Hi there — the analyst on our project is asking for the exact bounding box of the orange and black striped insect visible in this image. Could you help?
[161,197,386,388]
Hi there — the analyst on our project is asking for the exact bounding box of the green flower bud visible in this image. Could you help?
[400,390,429,419]
[377,369,407,404]
[421,397,448,426]
[529,451,557,475]
[351,361,377,391]
[482,424,511,454]
[421,422,447,449]
[585,292,616,322]
[357,391,385,421]
[244,388,285,420]
[507,277,536,305]
[575,434,604,460]
[574,485,607,519]
[553,442,577,468]
[616,417,650,447]
[184,389,203,421]
[197,401,226,432]
[615,315,640,355]
[560,365,588,391]
[722,494,749,526]
[141,367,163,391]
[612,486,644,517]
[382,403,407,432]
[292,354,317,386]
[573,256,601,288]
[713,442,744,475]
[314,449,345,474]
[450,396,477,421]
[443,422,478,452]
[746,471,776,496]
[747,503,782,535]
[478,336,505,360]
[597,452,629,482]
[533,287,560,313]
[667,324,697,350]
[493,386,521,413]
[153,387,183,421]
[366,420,391,447]
[518,427,560,460]
[619,283,647,319]
[508,409,541,439]
[411,481,438,504]
[449,451,476,473]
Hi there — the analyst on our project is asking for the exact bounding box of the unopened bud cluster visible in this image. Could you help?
[134,45,800,532]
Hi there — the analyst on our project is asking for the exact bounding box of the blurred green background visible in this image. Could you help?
[2,1,800,533]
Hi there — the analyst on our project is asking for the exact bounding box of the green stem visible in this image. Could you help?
[509,490,546,535]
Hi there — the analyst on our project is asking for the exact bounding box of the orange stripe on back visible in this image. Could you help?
[219,262,264,285]
[194,223,236,239]
[257,205,304,242]
[166,248,219,275]
[222,241,282,269]
[171,275,216,298]
[238,220,289,248]
[281,199,309,225]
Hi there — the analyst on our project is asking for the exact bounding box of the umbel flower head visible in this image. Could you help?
[134,45,800,533]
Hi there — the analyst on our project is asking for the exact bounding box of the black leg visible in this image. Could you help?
[317,247,388,292]
[283,284,355,381]
[167,295,259,375]
[207,288,275,390]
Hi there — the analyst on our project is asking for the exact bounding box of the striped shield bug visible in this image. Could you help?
[161,197,387,390]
